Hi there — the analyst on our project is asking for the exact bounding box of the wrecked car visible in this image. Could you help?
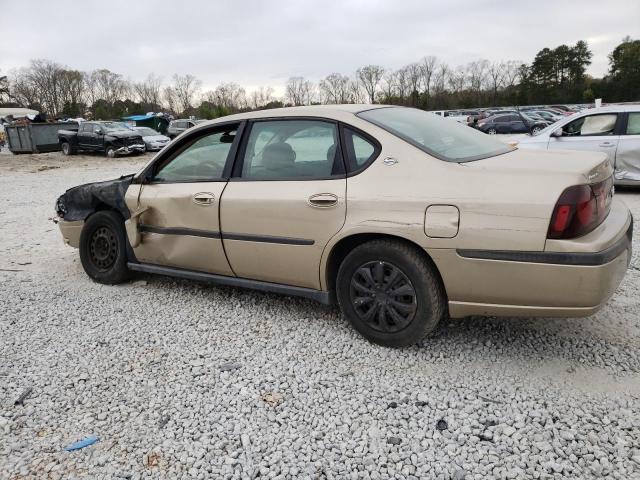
[133,126,171,152]
[55,105,632,347]
[518,105,640,186]
[58,121,145,157]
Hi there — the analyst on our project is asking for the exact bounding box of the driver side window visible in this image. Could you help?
[563,114,617,136]
[153,127,237,183]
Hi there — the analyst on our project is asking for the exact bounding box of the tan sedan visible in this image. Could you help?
[55,105,632,347]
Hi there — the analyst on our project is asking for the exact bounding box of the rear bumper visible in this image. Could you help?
[431,202,632,318]
[58,219,84,248]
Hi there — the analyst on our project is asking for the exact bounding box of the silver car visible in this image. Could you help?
[133,127,171,152]
[519,105,640,186]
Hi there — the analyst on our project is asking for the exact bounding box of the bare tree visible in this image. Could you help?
[0,71,10,104]
[203,83,247,110]
[163,85,178,113]
[91,69,128,105]
[396,67,410,101]
[285,77,314,106]
[172,74,201,114]
[58,69,85,113]
[380,71,398,100]
[348,79,365,104]
[319,73,353,104]
[134,73,163,108]
[448,65,467,94]
[356,65,385,103]
[248,86,274,109]
[487,61,505,104]
[420,56,438,106]
[9,59,86,115]
[405,63,422,105]
[433,63,450,95]
[467,59,489,104]
[11,68,40,109]
[502,60,521,89]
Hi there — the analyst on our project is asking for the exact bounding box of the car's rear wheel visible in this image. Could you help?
[487,128,497,135]
[79,211,130,284]
[336,239,446,347]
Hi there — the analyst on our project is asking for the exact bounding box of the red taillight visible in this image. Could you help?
[547,177,613,239]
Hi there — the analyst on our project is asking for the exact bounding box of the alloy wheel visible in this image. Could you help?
[89,226,118,271]
[349,261,417,333]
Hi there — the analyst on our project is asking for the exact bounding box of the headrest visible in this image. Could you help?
[263,142,296,168]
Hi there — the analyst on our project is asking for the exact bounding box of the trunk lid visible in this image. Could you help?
[463,147,613,185]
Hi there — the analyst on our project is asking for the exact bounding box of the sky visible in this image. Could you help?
[1,0,638,96]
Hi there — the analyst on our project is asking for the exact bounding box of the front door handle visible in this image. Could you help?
[308,193,338,208]
[192,192,215,205]
[599,142,615,147]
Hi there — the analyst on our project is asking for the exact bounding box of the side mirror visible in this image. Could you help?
[550,128,563,138]
[95,129,103,135]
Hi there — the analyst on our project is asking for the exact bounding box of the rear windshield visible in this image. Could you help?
[358,107,514,162]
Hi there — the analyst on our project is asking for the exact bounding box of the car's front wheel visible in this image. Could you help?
[61,142,75,155]
[486,128,497,135]
[336,239,446,347]
[79,211,130,284]
[531,126,542,135]
[106,146,116,158]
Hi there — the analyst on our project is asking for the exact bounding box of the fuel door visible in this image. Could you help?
[425,205,460,238]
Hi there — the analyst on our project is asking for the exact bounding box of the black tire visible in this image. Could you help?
[106,146,116,158]
[79,211,130,284]
[336,239,446,347]
[61,142,75,155]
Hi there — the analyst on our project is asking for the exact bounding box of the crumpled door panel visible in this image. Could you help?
[614,136,640,183]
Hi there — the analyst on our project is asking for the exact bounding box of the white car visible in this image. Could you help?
[519,105,640,186]
[133,127,171,152]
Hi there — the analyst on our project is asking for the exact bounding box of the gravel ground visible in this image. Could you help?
[1,150,639,479]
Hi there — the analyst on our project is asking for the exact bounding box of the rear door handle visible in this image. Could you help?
[192,192,215,205]
[599,142,615,147]
[308,193,338,208]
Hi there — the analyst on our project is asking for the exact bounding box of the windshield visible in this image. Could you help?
[102,122,132,132]
[137,127,160,136]
[358,107,513,162]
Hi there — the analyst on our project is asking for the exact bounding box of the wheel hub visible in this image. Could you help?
[349,261,417,333]
[89,226,117,270]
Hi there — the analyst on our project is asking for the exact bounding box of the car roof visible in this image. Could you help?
[583,104,640,113]
[198,104,390,126]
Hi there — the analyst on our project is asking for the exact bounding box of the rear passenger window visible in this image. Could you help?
[240,120,342,180]
[343,128,378,170]
[626,113,640,135]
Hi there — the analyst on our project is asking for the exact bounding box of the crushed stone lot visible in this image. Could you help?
[1,150,639,479]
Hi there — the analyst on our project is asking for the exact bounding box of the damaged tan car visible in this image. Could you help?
[55,105,633,347]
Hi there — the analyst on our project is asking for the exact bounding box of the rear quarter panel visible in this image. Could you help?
[320,119,609,290]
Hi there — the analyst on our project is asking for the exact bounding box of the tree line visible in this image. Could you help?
[0,37,638,121]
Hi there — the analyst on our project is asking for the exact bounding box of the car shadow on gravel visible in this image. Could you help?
[131,273,639,375]
[420,315,639,374]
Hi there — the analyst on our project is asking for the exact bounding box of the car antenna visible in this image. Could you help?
[516,105,533,136]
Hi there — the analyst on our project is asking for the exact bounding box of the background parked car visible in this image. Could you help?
[476,113,547,135]
[518,105,640,185]
[530,110,564,123]
[133,127,171,151]
[167,119,199,139]
[445,110,480,123]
